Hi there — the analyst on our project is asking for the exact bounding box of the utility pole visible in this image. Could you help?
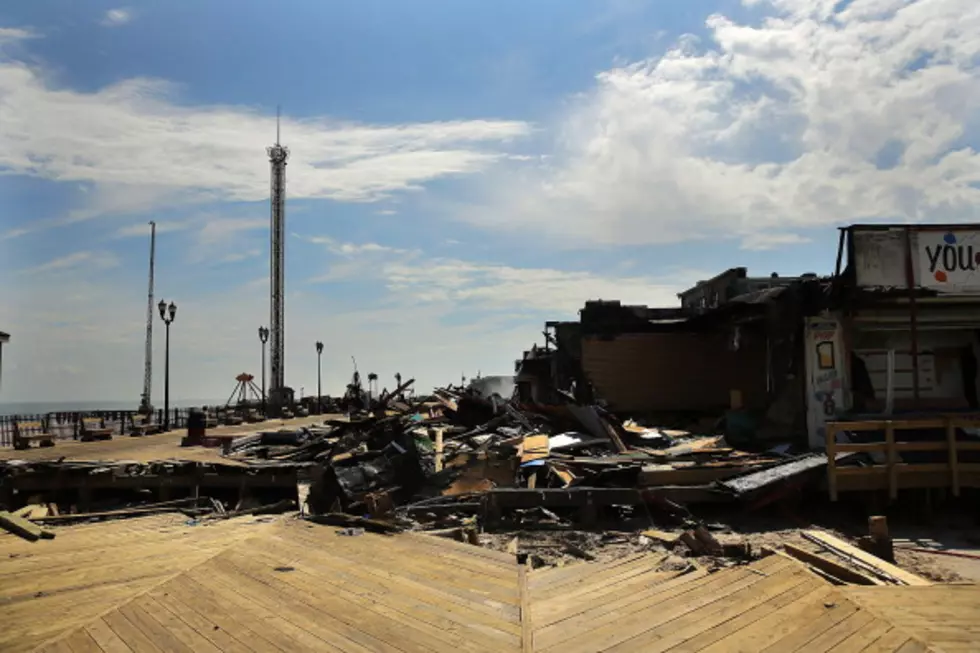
[139,221,156,413]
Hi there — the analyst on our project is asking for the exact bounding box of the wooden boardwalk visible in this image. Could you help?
[845,585,980,652]
[3,516,966,652]
[0,415,329,466]
[0,514,276,652]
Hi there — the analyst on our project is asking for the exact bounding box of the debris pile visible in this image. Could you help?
[219,382,844,556]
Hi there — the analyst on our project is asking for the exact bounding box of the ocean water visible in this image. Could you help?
[0,399,228,417]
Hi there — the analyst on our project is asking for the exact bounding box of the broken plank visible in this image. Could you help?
[0,510,55,541]
[641,529,680,546]
[801,530,930,586]
[783,543,884,586]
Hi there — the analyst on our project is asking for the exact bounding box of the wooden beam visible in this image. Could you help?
[801,530,930,586]
[783,543,883,586]
[0,510,55,541]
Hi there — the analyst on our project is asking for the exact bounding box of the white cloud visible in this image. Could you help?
[304,234,684,311]
[0,37,530,232]
[383,259,681,313]
[19,250,119,275]
[101,8,133,28]
[198,217,266,246]
[464,0,980,247]
[219,249,261,264]
[740,232,811,250]
[0,27,36,44]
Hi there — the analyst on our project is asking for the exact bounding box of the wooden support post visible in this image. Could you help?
[946,418,960,497]
[827,423,838,502]
[885,422,898,501]
[432,427,444,473]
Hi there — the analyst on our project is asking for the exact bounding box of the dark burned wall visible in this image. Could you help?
[581,330,768,414]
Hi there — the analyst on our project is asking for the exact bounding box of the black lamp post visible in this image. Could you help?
[315,341,323,414]
[258,326,269,416]
[158,300,176,431]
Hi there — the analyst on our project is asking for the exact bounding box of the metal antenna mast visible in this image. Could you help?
[139,221,156,413]
[267,107,289,413]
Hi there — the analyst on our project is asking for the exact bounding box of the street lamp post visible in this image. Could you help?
[158,300,177,431]
[315,341,323,414]
[258,327,269,416]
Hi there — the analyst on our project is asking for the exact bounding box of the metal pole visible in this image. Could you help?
[261,341,267,416]
[317,351,322,414]
[903,227,921,406]
[164,322,171,431]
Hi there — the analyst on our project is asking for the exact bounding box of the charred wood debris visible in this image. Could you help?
[1,378,867,574]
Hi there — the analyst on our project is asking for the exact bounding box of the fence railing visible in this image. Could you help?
[826,414,980,500]
[0,408,194,448]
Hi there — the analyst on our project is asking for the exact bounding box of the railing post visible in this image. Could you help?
[946,417,960,497]
[885,422,897,501]
[827,423,838,502]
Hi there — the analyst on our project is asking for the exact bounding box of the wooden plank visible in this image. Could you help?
[666,575,825,652]
[58,628,105,653]
[695,585,836,653]
[596,566,816,653]
[0,510,54,541]
[782,544,884,586]
[182,571,349,653]
[216,544,516,651]
[116,602,195,653]
[102,609,166,652]
[250,534,521,628]
[519,565,532,653]
[130,595,223,653]
[794,607,878,653]
[536,557,792,651]
[82,619,132,653]
[210,550,464,653]
[802,531,931,586]
[757,599,860,652]
[832,622,897,653]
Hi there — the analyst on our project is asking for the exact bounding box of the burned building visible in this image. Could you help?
[521,278,828,445]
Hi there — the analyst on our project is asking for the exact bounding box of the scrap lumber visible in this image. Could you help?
[801,530,931,586]
[305,512,403,534]
[518,434,551,464]
[33,497,205,522]
[641,529,681,546]
[0,510,56,541]
[692,526,723,555]
[783,543,883,585]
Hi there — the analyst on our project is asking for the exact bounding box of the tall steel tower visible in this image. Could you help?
[139,221,156,414]
[268,110,289,410]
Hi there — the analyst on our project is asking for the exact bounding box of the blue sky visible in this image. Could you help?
[2,0,979,403]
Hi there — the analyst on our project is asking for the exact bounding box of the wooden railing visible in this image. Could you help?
[826,415,980,500]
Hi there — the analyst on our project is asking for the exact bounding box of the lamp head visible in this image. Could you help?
[168,302,177,321]
[158,299,166,320]
[316,341,323,354]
